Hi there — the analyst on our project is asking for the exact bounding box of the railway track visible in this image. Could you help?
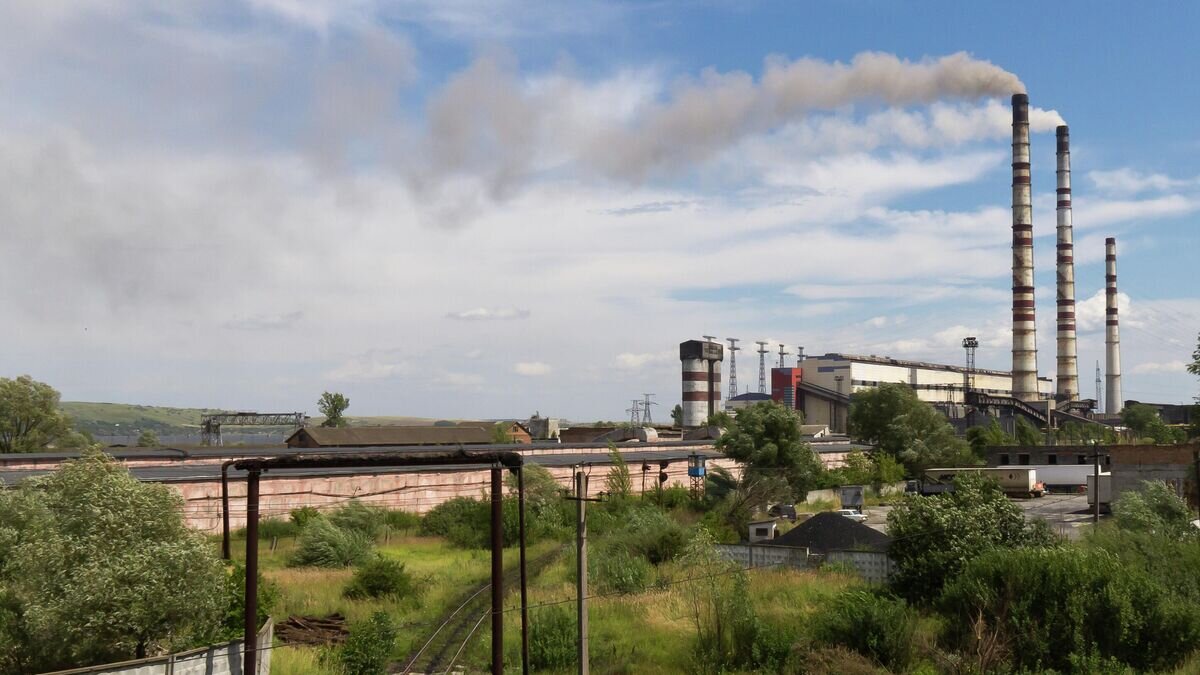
[396,547,562,674]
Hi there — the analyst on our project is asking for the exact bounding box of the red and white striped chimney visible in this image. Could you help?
[1105,237,1122,414]
[1011,94,1039,401]
[1055,125,1079,400]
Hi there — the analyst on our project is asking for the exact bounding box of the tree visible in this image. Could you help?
[136,430,160,447]
[1013,416,1043,445]
[671,404,684,427]
[1122,403,1185,444]
[848,383,974,475]
[0,376,70,453]
[886,472,1057,603]
[1189,332,1200,379]
[965,418,1015,454]
[1112,480,1196,540]
[318,391,350,428]
[604,444,632,497]
[716,401,823,501]
[491,423,512,444]
[0,450,227,670]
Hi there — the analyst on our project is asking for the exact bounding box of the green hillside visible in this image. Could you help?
[60,402,439,438]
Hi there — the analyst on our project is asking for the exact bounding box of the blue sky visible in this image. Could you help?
[1,1,1197,419]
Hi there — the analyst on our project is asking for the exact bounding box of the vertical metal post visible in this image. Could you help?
[491,468,504,675]
[242,469,261,675]
[221,461,232,560]
[1193,449,1200,517]
[518,467,530,675]
[1093,447,1101,525]
[576,470,589,675]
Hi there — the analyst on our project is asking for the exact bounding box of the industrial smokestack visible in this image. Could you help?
[680,340,723,427]
[1055,125,1079,401]
[1011,94,1039,401]
[1105,238,1123,414]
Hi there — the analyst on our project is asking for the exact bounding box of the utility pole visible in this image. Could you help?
[1093,445,1101,525]
[564,469,602,675]
[726,338,740,400]
[777,343,790,368]
[756,341,769,393]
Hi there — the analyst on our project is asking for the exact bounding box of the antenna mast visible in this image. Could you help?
[756,341,769,393]
[777,343,790,368]
[725,338,740,400]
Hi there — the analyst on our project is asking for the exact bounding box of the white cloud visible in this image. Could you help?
[513,362,552,377]
[1075,290,1133,333]
[446,307,531,321]
[1087,168,1195,196]
[614,351,675,370]
[324,353,409,381]
[1130,361,1189,375]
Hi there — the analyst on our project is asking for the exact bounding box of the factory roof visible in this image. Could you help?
[808,352,1051,381]
[286,425,493,448]
[729,392,772,402]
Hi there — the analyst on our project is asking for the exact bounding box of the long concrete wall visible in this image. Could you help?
[1110,443,1199,509]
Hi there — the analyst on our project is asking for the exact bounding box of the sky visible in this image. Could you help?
[2,1,1198,421]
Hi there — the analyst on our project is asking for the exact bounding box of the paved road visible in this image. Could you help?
[861,493,1101,540]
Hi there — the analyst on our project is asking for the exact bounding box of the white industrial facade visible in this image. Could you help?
[795,353,1053,430]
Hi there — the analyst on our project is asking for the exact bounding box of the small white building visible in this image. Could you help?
[747,519,778,543]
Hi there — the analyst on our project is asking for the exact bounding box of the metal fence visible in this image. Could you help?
[39,619,272,675]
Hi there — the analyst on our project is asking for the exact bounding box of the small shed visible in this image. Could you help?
[747,519,778,543]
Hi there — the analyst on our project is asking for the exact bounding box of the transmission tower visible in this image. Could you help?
[627,399,642,427]
[962,337,979,391]
[756,341,769,393]
[777,343,790,368]
[641,393,657,425]
[726,338,740,399]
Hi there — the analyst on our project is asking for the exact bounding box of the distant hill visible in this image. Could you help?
[60,401,439,441]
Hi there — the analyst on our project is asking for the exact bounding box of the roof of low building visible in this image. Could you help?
[729,392,773,401]
[766,511,890,552]
[286,425,493,447]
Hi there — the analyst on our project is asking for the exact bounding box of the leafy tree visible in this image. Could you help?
[136,430,160,447]
[604,444,632,497]
[848,383,974,474]
[1112,480,1196,540]
[716,401,823,501]
[886,472,1057,603]
[1122,403,1185,444]
[965,418,1016,454]
[1013,416,1043,445]
[318,391,350,428]
[1189,332,1200,379]
[0,375,70,453]
[679,528,760,672]
[0,450,226,669]
[671,403,684,426]
[491,422,513,444]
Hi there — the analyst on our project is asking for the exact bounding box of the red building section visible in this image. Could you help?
[771,368,803,409]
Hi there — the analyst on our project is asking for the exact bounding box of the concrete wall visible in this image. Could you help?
[188,455,743,533]
[42,620,272,675]
[1110,443,1199,509]
[715,544,810,568]
[825,550,893,584]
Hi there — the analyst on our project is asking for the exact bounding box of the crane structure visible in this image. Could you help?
[725,338,740,401]
[756,341,769,393]
[200,412,307,446]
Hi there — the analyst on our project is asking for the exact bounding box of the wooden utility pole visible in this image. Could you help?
[575,469,590,675]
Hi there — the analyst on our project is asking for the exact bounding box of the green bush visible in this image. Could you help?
[290,506,321,528]
[382,509,421,532]
[220,561,279,639]
[530,604,575,670]
[343,555,417,601]
[257,517,299,539]
[940,546,1200,673]
[809,589,917,672]
[289,517,374,568]
[621,507,687,564]
[329,500,388,538]
[658,485,695,510]
[590,545,652,595]
[332,611,398,675]
[421,497,487,537]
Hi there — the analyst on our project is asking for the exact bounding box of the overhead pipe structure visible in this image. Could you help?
[1105,238,1123,414]
[1010,93,1040,401]
[1055,125,1080,400]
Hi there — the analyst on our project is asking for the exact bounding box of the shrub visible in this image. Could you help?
[290,506,321,528]
[289,517,374,568]
[329,500,388,539]
[529,604,575,670]
[220,561,279,639]
[257,517,299,539]
[809,589,918,672]
[383,509,421,533]
[332,611,398,675]
[590,545,652,595]
[658,485,694,510]
[421,497,487,538]
[343,556,417,601]
[940,546,1200,673]
[621,507,687,564]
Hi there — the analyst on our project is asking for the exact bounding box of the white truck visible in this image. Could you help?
[1000,464,1094,493]
[922,467,1044,498]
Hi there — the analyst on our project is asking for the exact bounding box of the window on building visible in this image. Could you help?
[1047,454,1058,465]
[1018,454,1030,465]
[755,527,768,537]
[999,453,1010,465]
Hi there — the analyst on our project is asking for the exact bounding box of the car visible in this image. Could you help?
[835,508,868,523]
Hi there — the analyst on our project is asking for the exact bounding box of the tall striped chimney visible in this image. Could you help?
[680,339,723,427]
[1105,238,1123,414]
[1011,94,1039,401]
[1055,126,1079,400]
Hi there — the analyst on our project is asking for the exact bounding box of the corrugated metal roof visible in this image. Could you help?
[288,425,494,447]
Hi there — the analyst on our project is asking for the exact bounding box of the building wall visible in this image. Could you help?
[800,354,1052,406]
[985,445,1111,468]
[1110,443,1199,509]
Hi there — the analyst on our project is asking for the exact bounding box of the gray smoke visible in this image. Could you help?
[408,51,1031,224]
